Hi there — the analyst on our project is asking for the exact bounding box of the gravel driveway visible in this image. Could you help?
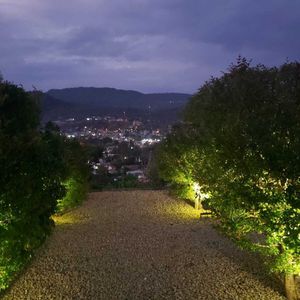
[3,190,286,300]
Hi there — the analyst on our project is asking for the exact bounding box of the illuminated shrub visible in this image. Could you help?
[158,59,300,297]
[56,138,88,213]
[57,177,88,212]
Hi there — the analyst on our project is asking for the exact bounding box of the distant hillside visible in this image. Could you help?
[41,94,74,120]
[47,87,190,111]
[42,87,191,122]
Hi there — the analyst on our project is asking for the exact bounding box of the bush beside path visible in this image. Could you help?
[2,191,286,300]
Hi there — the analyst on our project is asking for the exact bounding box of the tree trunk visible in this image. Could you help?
[285,274,300,300]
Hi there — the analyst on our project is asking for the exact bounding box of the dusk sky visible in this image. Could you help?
[0,0,299,94]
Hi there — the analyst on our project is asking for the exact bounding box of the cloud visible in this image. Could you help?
[0,0,299,93]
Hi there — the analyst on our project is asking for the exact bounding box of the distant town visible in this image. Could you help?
[54,115,168,188]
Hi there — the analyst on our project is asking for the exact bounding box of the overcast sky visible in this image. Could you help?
[0,0,299,93]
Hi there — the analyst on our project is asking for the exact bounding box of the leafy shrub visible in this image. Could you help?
[56,177,87,212]
[56,139,88,213]
[157,59,300,296]
[112,175,139,189]
[0,82,66,290]
[0,82,88,291]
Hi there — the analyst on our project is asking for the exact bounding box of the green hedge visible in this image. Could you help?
[0,81,88,291]
[156,60,300,289]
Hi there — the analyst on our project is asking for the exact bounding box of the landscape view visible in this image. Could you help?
[0,1,300,299]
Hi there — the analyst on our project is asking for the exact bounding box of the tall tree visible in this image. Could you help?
[0,81,66,290]
[157,59,300,299]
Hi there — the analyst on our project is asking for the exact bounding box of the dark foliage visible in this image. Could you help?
[157,59,300,277]
[0,81,88,291]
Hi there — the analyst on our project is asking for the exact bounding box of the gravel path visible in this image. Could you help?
[3,190,286,300]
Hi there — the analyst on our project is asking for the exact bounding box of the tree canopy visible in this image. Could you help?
[0,80,88,291]
[157,59,300,294]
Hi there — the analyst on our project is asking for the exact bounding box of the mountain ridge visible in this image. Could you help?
[42,87,192,122]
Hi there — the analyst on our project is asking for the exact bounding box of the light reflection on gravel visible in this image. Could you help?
[3,190,286,300]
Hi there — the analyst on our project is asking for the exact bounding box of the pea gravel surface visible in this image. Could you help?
[3,190,286,300]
